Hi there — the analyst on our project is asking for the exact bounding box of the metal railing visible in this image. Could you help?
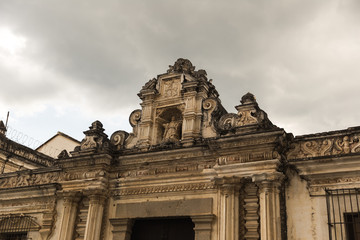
[326,188,360,240]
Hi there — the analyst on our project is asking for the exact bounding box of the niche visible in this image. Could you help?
[155,107,183,144]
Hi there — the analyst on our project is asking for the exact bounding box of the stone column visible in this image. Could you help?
[58,192,81,240]
[191,215,215,240]
[215,176,243,240]
[84,190,107,240]
[253,173,284,240]
[110,218,134,240]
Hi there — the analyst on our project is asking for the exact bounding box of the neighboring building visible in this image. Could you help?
[36,132,80,159]
[0,58,359,240]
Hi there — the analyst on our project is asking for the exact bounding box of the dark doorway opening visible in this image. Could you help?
[130,217,195,240]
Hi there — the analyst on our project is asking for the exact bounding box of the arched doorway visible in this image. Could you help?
[130,217,194,240]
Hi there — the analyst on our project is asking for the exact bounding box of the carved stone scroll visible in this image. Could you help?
[110,131,129,150]
[129,110,142,127]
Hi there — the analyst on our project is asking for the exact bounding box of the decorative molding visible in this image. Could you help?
[218,135,279,149]
[0,135,53,167]
[287,134,360,160]
[0,169,106,189]
[217,151,280,165]
[118,164,200,178]
[114,182,216,196]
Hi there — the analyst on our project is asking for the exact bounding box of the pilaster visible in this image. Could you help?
[84,190,107,240]
[253,172,284,240]
[215,176,243,240]
[137,94,156,149]
[181,81,204,146]
[58,191,81,240]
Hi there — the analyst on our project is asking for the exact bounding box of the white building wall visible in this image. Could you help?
[286,171,329,240]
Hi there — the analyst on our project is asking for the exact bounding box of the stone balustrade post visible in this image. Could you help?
[58,191,81,240]
[84,190,107,240]
[253,172,284,240]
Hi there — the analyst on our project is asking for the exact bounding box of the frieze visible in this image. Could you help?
[0,169,107,189]
[119,164,200,178]
[114,182,216,196]
[0,136,53,167]
[119,149,210,166]
[217,151,279,165]
[311,176,360,186]
[287,134,360,160]
[218,135,279,149]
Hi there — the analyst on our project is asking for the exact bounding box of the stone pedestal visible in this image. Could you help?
[253,173,284,240]
[110,218,134,240]
[84,191,107,240]
[191,214,215,240]
[58,192,81,240]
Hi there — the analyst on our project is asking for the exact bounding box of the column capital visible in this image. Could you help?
[84,189,108,204]
[58,191,82,204]
[214,176,244,195]
[252,172,284,184]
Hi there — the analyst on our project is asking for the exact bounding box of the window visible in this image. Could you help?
[0,215,39,240]
[326,188,360,240]
[0,233,28,240]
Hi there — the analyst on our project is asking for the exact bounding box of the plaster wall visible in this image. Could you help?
[37,134,79,158]
[286,172,328,240]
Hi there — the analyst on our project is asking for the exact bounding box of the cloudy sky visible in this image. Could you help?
[0,0,359,148]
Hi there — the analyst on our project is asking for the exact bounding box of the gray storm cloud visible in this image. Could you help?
[0,0,359,143]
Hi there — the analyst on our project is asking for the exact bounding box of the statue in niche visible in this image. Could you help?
[162,116,182,143]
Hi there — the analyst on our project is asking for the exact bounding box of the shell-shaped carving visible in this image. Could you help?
[110,130,129,150]
[129,109,142,127]
[203,98,217,111]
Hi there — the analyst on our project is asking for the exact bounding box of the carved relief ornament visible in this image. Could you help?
[0,169,106,189]
[287,134,360,160]
[114,182,215,196]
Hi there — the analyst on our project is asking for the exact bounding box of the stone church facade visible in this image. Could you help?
[0,59,359,240]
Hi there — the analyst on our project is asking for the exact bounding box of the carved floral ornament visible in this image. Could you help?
[286,134,360,160]
[0,169,106,189]
[114,182,216,196]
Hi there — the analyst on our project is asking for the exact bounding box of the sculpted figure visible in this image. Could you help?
[163,116,181,142]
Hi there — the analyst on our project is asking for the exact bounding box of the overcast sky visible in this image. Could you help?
[0,0,359,148]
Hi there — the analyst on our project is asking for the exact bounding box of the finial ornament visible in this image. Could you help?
[241,92,256,104]
[167,58,195,74]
